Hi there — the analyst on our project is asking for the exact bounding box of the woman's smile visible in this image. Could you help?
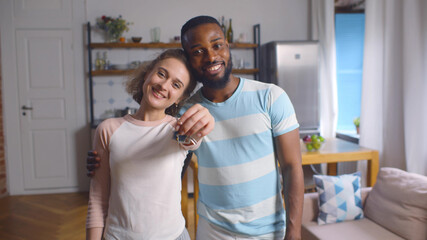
[151,87,166,99]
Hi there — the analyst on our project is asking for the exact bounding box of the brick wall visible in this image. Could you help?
[0,41,7,198]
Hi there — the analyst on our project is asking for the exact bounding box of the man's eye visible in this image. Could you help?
[193,49,203,55]
[213,43,222,49]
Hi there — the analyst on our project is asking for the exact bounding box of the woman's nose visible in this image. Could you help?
[158,78,170,90]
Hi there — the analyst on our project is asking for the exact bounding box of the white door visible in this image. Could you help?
[16,30,78,189]
[1,0,89,194]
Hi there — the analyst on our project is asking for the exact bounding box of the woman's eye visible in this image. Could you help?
[157,71,166,78]
[173,82,181,89]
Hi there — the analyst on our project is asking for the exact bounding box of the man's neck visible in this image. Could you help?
[201,75,240,103]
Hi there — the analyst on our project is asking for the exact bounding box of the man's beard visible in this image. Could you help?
[195,55,233,89]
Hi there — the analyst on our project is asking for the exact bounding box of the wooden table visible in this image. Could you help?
[181,138,379,234]
[301,138,379,187]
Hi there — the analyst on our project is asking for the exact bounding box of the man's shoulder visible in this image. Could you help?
[241,79,285,99]
[179,90,203,116]
[186,90,203,104]
[241,78,283,92]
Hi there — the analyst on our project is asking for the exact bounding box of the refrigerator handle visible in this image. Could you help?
[253,24,260,80]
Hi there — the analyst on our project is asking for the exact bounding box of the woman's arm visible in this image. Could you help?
[86,227,103,240]
[86,122,112,239]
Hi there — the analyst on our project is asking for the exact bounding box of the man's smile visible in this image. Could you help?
[204,62,224,75]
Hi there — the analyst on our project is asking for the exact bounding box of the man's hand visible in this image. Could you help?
[86,150,100,177]
[176,104,214,138]
[275,129,304,240]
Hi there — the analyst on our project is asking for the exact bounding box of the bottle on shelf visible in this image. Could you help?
[95,52,104,70]
[220,16,226,36]
[102,51,109,70]
[227,18,233,43]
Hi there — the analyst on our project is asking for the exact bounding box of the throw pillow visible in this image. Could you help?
[364,167,427,240]
[313,172,364,225]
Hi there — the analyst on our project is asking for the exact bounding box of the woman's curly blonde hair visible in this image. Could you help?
[126,49,197,116]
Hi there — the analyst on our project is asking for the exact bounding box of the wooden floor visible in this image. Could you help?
[0,192,196,240]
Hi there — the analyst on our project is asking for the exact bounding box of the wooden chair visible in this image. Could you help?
[181,154,199,237]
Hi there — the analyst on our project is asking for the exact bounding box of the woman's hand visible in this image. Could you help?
[176,104,214,138]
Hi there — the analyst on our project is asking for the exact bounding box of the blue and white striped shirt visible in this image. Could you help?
[181,78,299,236]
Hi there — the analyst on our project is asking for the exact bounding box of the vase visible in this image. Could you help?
[104,31,121,43]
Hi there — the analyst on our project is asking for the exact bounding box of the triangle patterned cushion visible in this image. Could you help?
[313,172,364,225]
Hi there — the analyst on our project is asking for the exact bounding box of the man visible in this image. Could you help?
[88,15,303,240]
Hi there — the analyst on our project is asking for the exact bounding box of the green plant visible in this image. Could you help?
[353,117,360,128]
[96,15,131,41]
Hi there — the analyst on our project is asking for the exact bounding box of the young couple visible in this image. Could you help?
[86,16,304,240]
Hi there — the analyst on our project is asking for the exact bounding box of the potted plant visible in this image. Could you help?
[96,15,131,42]
[353,117,360,134]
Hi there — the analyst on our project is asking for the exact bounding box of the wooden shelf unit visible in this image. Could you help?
[89,42,258,49]
[87,22,261,127]
[91,68,259,76]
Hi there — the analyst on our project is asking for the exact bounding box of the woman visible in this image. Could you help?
[86,49,210,240]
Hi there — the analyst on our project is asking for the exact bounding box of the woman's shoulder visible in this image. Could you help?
[164,115,178,128]
[96,117,127,133]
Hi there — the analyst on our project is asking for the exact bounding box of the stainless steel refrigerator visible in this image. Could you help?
[261,41,320,135]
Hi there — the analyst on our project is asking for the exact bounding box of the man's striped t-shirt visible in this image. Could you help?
[180,78,299,236]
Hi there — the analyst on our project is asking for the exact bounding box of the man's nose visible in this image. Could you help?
[204,48,217,63]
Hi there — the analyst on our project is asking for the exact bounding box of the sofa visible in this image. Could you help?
[301,167,427,240]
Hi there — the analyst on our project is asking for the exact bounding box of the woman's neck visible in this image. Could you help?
[132,105,166,122]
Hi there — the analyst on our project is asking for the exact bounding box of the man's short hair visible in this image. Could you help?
[180,15,221,46]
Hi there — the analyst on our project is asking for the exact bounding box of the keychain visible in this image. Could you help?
[173,132,197,145]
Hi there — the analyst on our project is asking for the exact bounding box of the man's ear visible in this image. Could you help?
[225,40,230,50]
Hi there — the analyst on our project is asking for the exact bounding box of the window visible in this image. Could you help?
[335,13,365,135]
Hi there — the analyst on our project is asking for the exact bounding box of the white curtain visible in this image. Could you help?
[311,0,338,139]
[360,0,427,178]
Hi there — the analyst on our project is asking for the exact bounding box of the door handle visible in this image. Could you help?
[21,105,33,110]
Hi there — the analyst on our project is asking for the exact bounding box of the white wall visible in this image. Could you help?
[86,0,311,121]
[85,0,311,194]
[86,0,310,44]
[0,0,311,194]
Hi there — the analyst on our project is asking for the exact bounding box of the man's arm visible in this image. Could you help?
[275,128,304,240]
